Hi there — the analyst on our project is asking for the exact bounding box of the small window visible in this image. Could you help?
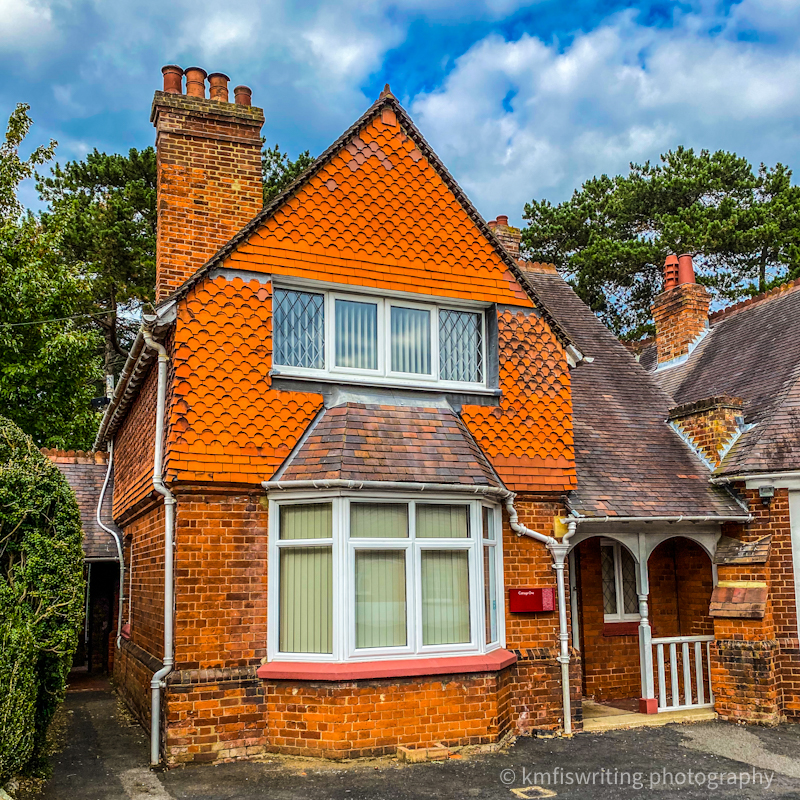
[390,305,431,375]
[335,298,378,370]
[439,309,483,383]
[601,541,639,622]
[273,289,325,369]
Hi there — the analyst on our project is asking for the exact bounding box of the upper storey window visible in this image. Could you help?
[273,287,486,389]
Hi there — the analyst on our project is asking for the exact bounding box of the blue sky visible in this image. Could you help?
[3,0,800,224]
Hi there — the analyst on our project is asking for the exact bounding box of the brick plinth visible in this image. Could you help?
[711,640,781,723]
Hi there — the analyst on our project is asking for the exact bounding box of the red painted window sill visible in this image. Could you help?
[256,649,518,681]
[603,621,640,637]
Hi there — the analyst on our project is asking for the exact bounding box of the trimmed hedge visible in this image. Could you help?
[0,416,84,782]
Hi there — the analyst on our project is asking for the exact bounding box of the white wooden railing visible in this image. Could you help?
[652,635,714,712]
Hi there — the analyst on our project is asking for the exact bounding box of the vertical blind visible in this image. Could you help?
[273,288,325,369]
[355,550,407,648]
[439,309,483,383]
[483,545,497,644]
[390,306,431,374]
[417,504,470,538]
[279,546,333,653]
[350,503,408,538]
[280,503,332,540]
[421,550,471,645]
[335,299,378,370]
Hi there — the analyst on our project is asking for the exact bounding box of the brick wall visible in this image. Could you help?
[152,91,264,301]
[651,282,710,364]
[173,491,268,669]
[114,364,157,519]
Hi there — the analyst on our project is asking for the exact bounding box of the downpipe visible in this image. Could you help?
[143,329,176,769]
[504,496,576,735]
[96,440,125,649]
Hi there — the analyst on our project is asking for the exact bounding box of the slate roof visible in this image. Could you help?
[523,269,746,519]
[641,279,800,476]
[42,450,121,560]
[280,403,501,487]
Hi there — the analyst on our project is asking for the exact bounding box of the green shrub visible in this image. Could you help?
[0,416,84,783]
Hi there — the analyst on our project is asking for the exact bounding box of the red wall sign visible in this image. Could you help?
[509,587,556,613]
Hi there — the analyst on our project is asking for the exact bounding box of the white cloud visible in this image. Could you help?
[0,0,53,51]
[410,2,800,223]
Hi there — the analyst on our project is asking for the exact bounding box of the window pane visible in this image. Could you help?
[391,306,431,374]
[483,545,497,644]
[273,289,324,369]
[601,546,617,615]
[350,503,408,538]
[279,546,332,653]
[421,550,471,645]
[482,507,495,540]
[279,503,332,540]
[416,504,470,538]
[335,299,378,370]
[621,547,639,615]
[355,551,407,648]
[439,309,483,383]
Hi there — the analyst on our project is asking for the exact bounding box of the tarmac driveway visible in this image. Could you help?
[40,681,800,800]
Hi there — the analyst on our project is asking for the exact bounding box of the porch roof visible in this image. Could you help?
[524,268,745,519]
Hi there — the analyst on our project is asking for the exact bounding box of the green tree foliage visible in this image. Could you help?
[0,105,101,449]
[0,416,84,782]
[262,143,315,205]
[523,147,800,338]
[38,147,156,381]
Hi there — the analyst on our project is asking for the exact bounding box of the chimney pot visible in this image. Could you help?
[234,85,252,106]
[487,220,497,229]
[185,67,208,98]
[208,72,230,103]
[496,214,509,227]
[161,65,184,94]
[678,253,695,285]
[664,254,679,290]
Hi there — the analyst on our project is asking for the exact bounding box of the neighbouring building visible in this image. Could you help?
[83,66,798,767]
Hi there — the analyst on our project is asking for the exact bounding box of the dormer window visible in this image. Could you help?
[273,287,486,390]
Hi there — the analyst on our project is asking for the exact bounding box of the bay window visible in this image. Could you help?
[272,287,486,389]
[269,495,504,662]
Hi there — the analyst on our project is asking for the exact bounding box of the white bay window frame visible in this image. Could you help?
[267,492,505,663]
[272,284,488,392]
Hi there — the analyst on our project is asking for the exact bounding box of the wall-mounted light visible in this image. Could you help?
[758,485,775,505]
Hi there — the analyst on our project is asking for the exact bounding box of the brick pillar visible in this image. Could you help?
[151,69,265,301]
[651,254,710,365]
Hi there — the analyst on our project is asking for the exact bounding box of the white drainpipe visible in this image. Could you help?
[504,495,577,735]
[96,440,125,649]
[142,329,176,769]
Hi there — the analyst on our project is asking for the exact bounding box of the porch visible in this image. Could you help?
[569,525,721,723]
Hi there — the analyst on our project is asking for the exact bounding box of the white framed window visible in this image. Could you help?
[268,493,504,663]
[600,540,640,622]
[272,287,486,391]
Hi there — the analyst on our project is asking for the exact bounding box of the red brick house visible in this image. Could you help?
[85,66,798,767]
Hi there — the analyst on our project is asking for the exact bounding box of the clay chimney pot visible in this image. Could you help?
[496,214,509,227]
[487,220,497,229]
[208,72,230,103]
[664,254,679,290]
[678,253,695,285]
[185,67,208,98]
[234,85,252,106]
[161,65,184,94]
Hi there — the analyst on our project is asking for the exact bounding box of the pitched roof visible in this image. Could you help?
[523,269,746,518]
[642,280,800,476]
[156,90,574,352]
[280,403,501,487]
[42,450,121,560]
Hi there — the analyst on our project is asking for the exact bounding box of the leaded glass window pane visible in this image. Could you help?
[273,288,324,369]
[391,306,431,374]
[439,309,483,383]
[335,299,378,370]
[601,545,617,615]
[621,547,639,615]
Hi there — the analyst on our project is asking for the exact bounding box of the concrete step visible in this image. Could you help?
[582,704,716,733]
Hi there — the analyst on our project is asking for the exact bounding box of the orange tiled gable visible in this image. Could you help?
[218,103,534,307]
[462,308,576,492]
[167,275,323,485]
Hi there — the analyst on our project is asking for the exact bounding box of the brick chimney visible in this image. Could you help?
[668,395,745,468]
[651,254,710,366]
[488,214,521,258]
[151,66,265,301]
